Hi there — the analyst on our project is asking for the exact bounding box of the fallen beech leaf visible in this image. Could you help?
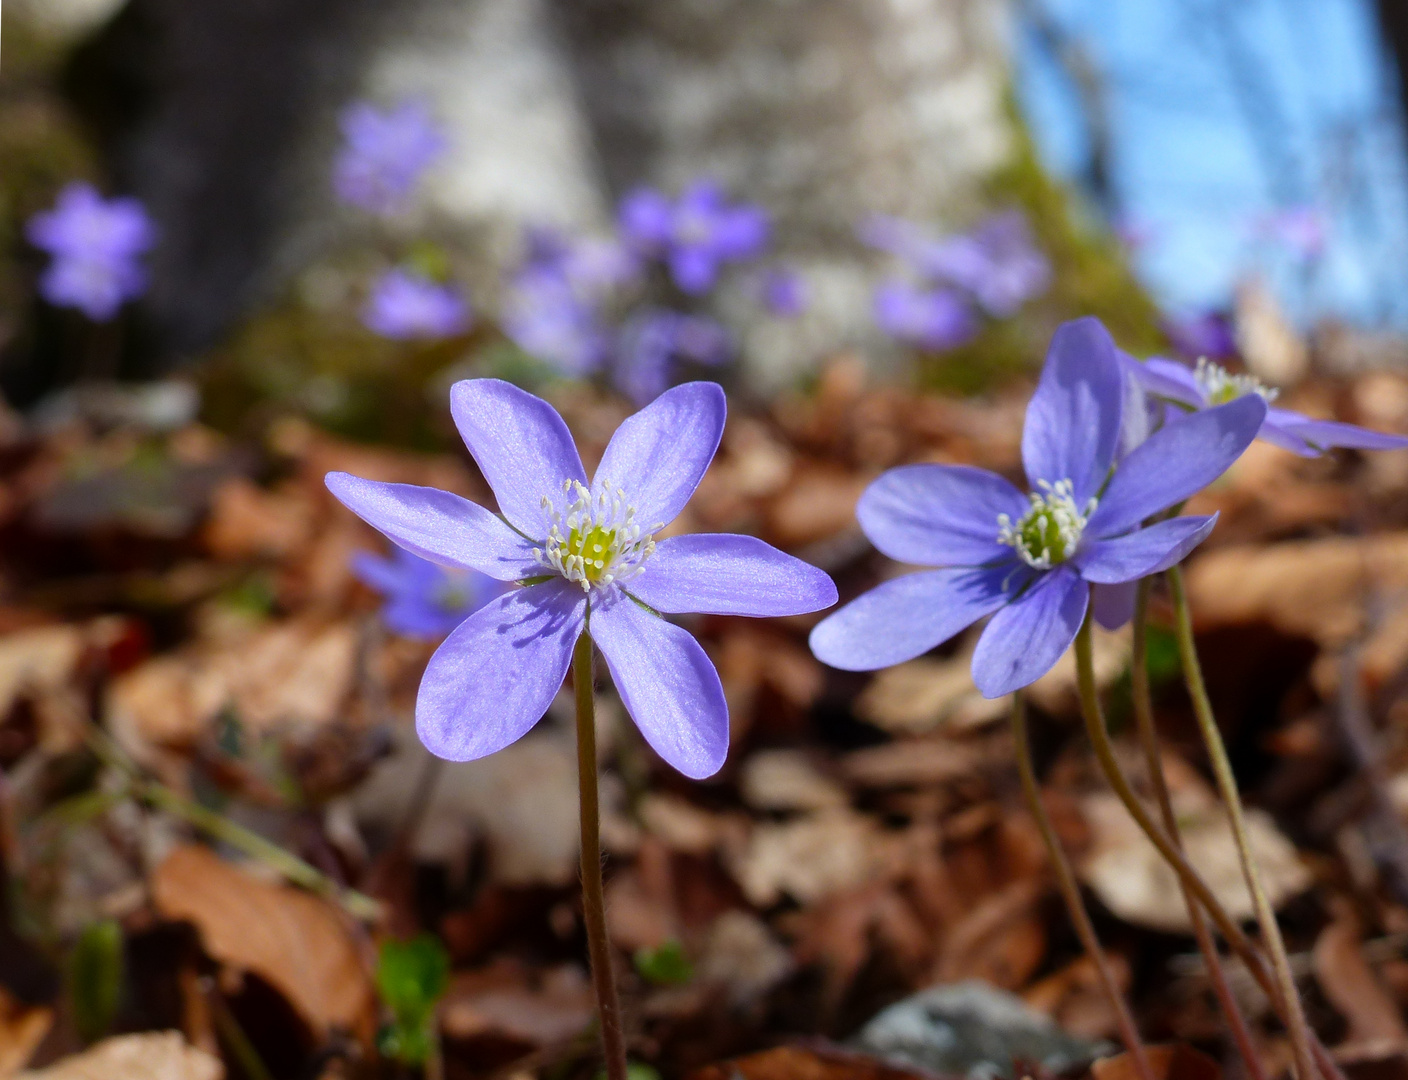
[439,961,593,1046]
[0,986,52,1077]
[687,1043,932,1080]
[1079,793,1311,933]
[1185,534,1408,647]
[840,739,982,789]
[0,625,84,720]
[1312,903,1407,1054]
[855,654,1006,735]
[730,810,892,907]
[697,911,794,1007]
[1090,1043,1221,1080]
[766,467,868,547]
[202,478,313,560]
[15,1032,222,1080]
[740,750,848,813]
[152,845,373,1035]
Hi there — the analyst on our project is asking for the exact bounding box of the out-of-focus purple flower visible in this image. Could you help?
[26,182,154,321]
[618,181,770,295]
[1254,205,1328,262]
[353,546,505,639]
[915,213,1050,316]
[1162,311,1236,362]
[614,310,732,406]
[326,380,837,777]
[502,267,610,376]
[520,226,640,297]
[810,318,1266,695]
[333,100,446,216]
[363,268,471,340]
[862,212,1048,317]
[873,281,976,351]
[759,267,808,317]
[1123,353,1408,457]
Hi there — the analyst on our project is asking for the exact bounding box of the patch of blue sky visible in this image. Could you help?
[1013,0,1408,329]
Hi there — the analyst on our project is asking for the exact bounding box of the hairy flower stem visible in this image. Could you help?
[1009,694,1155,1080]
[1164,567,1318,1080]
[573,631,628,1080]
[1130,581,1266,1080]
[1075,612,1344,1080]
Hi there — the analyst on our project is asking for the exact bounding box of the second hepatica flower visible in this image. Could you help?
[363,267,471,340]
[333,100,446,216]
[326,380,837,778]
[810,318,1266,698]
[1126,354,1408,456]
[27,182,154,321]
[353,546,504,639]
[619,181,770,295]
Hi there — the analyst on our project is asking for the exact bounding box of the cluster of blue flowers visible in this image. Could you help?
[862,210,1051,350]
[26,182,155,322]
[331,100,474,342]
[333,315,1408,781]
[500,180,789,405]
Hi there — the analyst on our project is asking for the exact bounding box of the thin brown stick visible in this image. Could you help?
[1010,693,1156,1080]
[1130,580,1267,1080]
[1166,567,1318,1080]
[574,631,628,1080]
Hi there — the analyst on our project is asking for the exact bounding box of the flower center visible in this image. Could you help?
[536,480,658,592]
[997,479,1096,569]
[1193,357,1279,406]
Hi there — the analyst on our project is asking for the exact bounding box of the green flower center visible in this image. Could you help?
[536,480,659,592]
[997,479,1096,569]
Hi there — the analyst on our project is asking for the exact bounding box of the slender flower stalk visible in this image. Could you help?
[1129,581,1265,1080]
[573,631,627,1080]
[1009,694,1155,1080]
[1165,566,1318,1080]
[1074,610,1345,1080]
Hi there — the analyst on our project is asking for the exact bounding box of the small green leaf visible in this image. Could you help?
[375,935,450,1065]
[633,938,693,986]
[597,1063,662,1080]
[70,920,124,1044]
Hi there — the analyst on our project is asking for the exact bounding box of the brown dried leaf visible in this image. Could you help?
[766,466,868,547]
[1079,792,1311,933]
[152,845,373,1035]
[1091,1044,1221,1080]
[687,1044,932,1080]
[1313,902,1407,1054]
[840,739,982,789]
[1185,534,1408,647]
[730,810,891,907]
[439,961,593,1046]
[0,625,84,720]
[855,655,1006,735]
[15,1032,222,1080]
[740,750,848,813]
[202,478,314,560]
[0,986,52,1078]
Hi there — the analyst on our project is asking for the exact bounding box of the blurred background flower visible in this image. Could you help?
[26,182,154,321]
[351,546,504,639]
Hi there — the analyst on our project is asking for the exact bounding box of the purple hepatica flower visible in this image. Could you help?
[1123,353,1408,458]
[918,212,1051,317]
[618,180,770,295]
[502,267,610,376]
[363,268,471,340]
[873,280,977,351]
[1162,311,1236,362]
[333,100,446,216]
[810,317,1267,697]
[326,380,836,778]
[27,182,154,321]
[759,267,808,317]
[353,546,504,640]
[614,309,731,406]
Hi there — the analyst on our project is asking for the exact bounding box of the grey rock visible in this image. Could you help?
[853,980,1111,1080]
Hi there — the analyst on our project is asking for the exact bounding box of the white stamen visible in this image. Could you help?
[538,479,660,592]
[1193,357,1279,406]
[996,478,1097,570]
